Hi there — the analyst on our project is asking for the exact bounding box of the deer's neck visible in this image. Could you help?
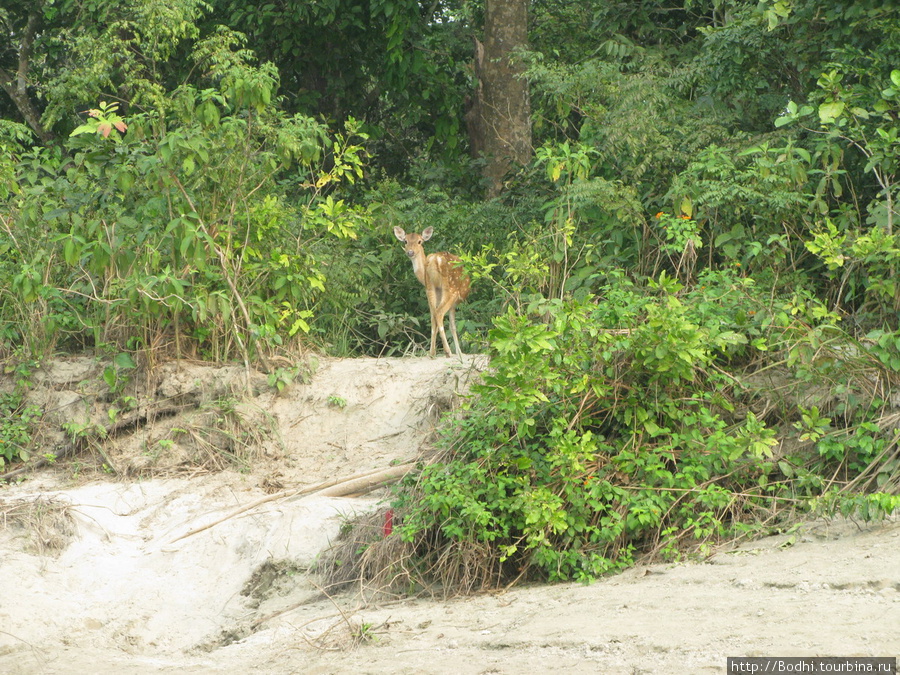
[410,251,428,286]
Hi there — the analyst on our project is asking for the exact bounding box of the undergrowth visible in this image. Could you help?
[380,271,900,591]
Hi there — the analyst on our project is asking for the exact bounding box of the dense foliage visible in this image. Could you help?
[397,274,900,585]
[2,0,899,583]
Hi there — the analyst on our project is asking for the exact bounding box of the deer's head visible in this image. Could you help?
[394,226,433,260]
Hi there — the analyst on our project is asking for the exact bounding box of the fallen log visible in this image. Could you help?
[165,462,415,545]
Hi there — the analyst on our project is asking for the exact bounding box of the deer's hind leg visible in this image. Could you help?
[425,286,441,357]
[448,305,463,359]
[432,292,457,358]
[433,304,453,357]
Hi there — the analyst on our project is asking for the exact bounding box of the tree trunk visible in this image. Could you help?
[0,10,54,145]
[470,0,532,197]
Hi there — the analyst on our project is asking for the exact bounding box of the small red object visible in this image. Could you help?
[382,508,394,537]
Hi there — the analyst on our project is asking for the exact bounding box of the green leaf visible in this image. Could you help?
[550,162,563,182]
[289,318,310,335]
[117,171,135,192]
[831,177,843,198]
[818,101,845,124]
[64,237,76,265]
[70,122,98,137]
[180,233,193,257]
[114,352,136,370]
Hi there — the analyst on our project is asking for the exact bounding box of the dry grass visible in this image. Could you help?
[0,496,76,556]
[318,506,508,600]
[318,510,419,599]
[108,399,280,478]
[164,401,280,472]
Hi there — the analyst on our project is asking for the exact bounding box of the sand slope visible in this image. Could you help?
[1,356,897,673]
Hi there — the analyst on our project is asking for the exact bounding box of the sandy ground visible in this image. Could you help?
[1,356,898,674]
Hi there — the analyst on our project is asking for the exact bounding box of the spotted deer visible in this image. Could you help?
[394,226,471,359]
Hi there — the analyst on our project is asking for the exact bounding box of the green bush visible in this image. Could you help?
[396,277,774,583]
[0,33,367,362]
[0,392,40,468]
[395,271,899,586]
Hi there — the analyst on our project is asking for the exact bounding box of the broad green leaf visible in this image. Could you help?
[550,162,562,182]
[818,101,845,124]
[117,171,134,192]
[70,122,97,136]
[114,352,136,369]
[180,233,193,257]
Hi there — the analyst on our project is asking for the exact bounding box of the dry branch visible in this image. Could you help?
[317,464,413,497]
[166,462,415,544]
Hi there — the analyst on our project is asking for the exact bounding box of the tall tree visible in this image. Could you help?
[471,0,532,196]
[0,6,53,143]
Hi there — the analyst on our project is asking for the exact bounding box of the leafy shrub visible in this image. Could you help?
[0,32,367,363]
[396,278,779,585]
[0,392,40,468]
[393,268,900,588]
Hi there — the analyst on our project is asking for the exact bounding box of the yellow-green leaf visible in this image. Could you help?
[818,101,845,124]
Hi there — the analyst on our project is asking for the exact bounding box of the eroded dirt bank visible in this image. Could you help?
[0,356,897,674]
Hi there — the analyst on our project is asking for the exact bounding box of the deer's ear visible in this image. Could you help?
[421,226,434,241]
[393,226,407,242]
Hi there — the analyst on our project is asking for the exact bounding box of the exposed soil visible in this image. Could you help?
[1,355,897,674]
